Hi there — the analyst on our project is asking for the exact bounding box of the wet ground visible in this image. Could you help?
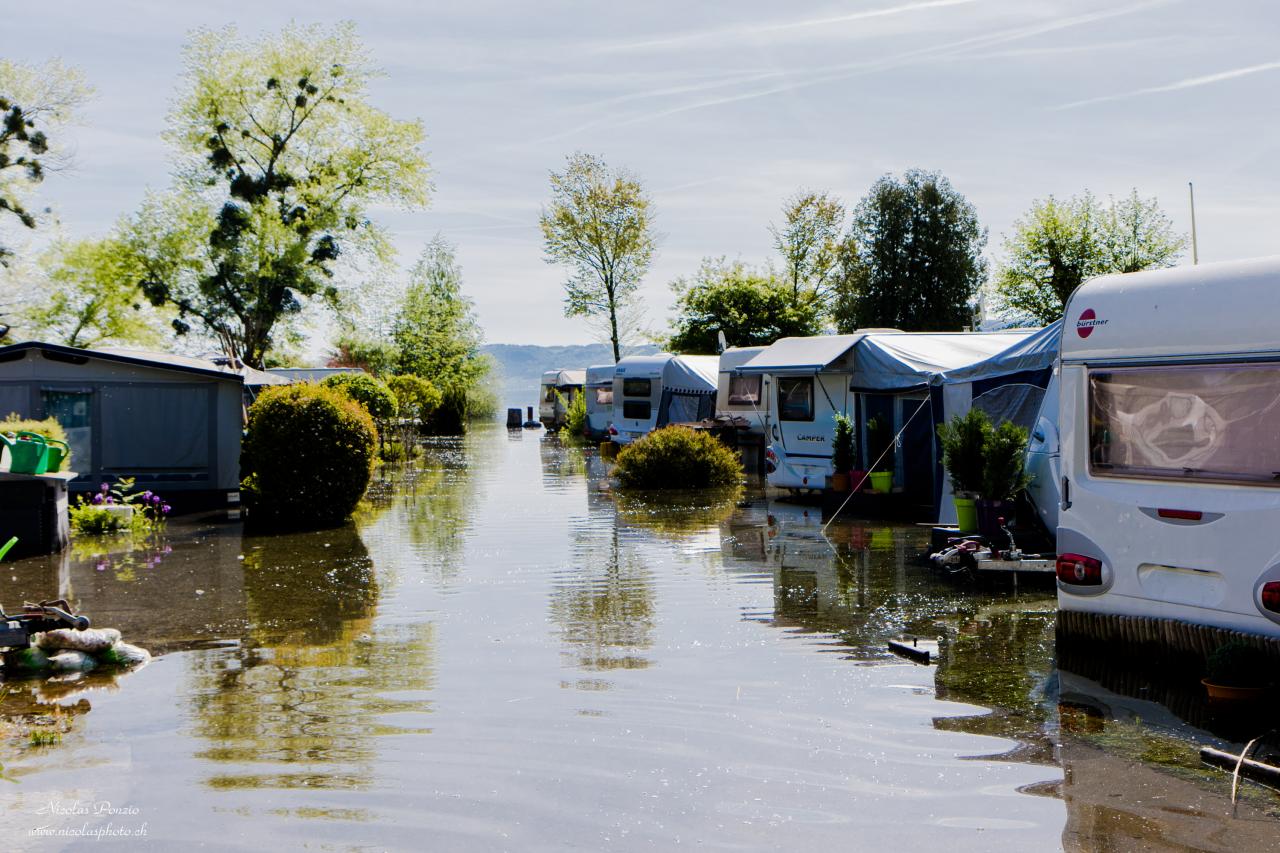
[0,425,1277,850]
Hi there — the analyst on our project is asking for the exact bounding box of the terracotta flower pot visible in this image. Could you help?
[829,472,850,492]
[1201,678,1269,702]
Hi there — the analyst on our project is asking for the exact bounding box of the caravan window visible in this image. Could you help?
[727,374,762,406]
[542,384,556,403]
[623,401,651,420]
[778,377,813,422]
[1088,362,1280,487]
[594,387,613,405]
[623,378,651,397]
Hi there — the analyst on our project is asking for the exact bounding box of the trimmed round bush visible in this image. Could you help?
[242,383,378,528]
[614,426,743,490]
[322,373,399,422]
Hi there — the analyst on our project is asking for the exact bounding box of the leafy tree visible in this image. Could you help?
[391,237,489,433]
[770,190,845,306]
[26,238,171,348]
[540,152,656,362]
[124,23,429,368]
[667,258,823,354]
[328,332,399,376]
[836,169,987,332]
[0,59,91,265]
[993,190,1185,324]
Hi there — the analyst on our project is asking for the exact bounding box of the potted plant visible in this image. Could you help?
[938,409,990,532]
[830,413,855,492]
[1202,641,1275,701]
[866,417,894,493]
[978,420,1031,537]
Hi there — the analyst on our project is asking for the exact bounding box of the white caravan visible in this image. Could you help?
[609,354,719,445]
[740,330,1052,516]
[538,368,585,428]
[1056,257,1280,639]
[583,363,615,439]
[716,346,770,434]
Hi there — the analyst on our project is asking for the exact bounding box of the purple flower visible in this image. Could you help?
[142,491,153,500]
[105,496,115,505]
[99,482,110,493]
[161,505,171,515]
[151,495,161,505]
[91,493,104,505]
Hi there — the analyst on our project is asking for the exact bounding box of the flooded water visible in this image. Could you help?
[1,425,1277,850]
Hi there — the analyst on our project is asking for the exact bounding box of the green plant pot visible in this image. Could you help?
[953,496,978,532]
[869,471,893,493]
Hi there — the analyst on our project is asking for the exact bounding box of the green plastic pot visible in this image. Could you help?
[1,431,49,475]
[869,471,893,493]
[953,496,978,532]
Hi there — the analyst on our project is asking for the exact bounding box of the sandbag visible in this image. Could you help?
[36,627,121,654]
[4,646,51,673]
[97,642,151,668]
[48,650,97,673]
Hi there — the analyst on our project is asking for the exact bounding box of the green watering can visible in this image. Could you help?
[0,431,50,475]
[42,436,70,473]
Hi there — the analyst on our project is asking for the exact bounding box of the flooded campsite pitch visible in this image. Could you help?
[0,425,1276,850]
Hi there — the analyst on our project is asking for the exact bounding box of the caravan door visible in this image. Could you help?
[773,373,848,476]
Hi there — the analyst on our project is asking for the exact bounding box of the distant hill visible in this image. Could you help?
[483,342,659,408]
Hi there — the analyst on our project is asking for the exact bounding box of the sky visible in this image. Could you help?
[5,0,1280,348]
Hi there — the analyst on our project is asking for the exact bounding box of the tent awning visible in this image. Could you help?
[737,334,871,374]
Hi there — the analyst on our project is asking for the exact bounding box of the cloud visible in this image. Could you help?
[1054,59,1280,110]
[598,0,980,53]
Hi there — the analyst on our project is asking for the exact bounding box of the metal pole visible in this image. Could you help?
[1188,181,1199,265]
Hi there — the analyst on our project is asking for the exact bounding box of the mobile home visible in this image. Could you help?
[0,341,286,505]
[609,354,719,445]
[584,363,615,439]
[1055,257,1280,639]
[538,368,586,428]
[716,346,770,434]
[740,328,1057,521]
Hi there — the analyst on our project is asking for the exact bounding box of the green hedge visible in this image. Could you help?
[241,384,378,528]
[321,373,399,422]
[614,426,743,490]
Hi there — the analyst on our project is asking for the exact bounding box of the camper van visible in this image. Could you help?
[609,354,719,445]
[716,346,770,433]
[741,328,1057,521]
[538,368,585,428]
[584,364,615,439]
[1056,257,1280,639]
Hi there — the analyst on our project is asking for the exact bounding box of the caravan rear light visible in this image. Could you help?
[1056,553,1102,585]
[608,425,618,436]
[765,447,778,474]
[1157,508,1203,521]
[1261,582,1280,614]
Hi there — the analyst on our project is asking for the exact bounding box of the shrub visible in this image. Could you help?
[241,383,378,528]
[69,477,171,536]
[558,390,588,441]
[832,413,855,473]
[387,374,442,425]
[938,409,992,496]
[614,426,743,490]
[1,414,71,469]
[982,420,1031,501]
[1206,641,1274,688]
[321,373,399,423]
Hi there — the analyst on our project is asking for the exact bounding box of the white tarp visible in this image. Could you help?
[541,369,586,388]
[737,334,870,373]
[615,354,718,394]
[584,364,614,388]
[849,331,1037,390]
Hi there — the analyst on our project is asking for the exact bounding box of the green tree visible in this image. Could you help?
[667,258,823,354]
[322,372,398,423]
[770,190,845,306]
[387,374,442,426]
[994,190,1185,324]
[328,332,399,376]
[391,237,489,433]
[540,152,656,362]
[124,23,429,368]
[836,169,987,332]
[0,59,91,266]
[26,238,171,348]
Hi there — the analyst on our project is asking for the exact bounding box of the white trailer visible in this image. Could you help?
[538,368,585,428]
[609,354,719,445]
[716,346,770,434]
[583,364,615,439]
[1055,257,1280,639]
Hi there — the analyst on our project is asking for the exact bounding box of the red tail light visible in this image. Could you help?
[1157,508,1202,521]
[1056,553,1103,585]
[608,426,618,436]
[1262,581,1280,614]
